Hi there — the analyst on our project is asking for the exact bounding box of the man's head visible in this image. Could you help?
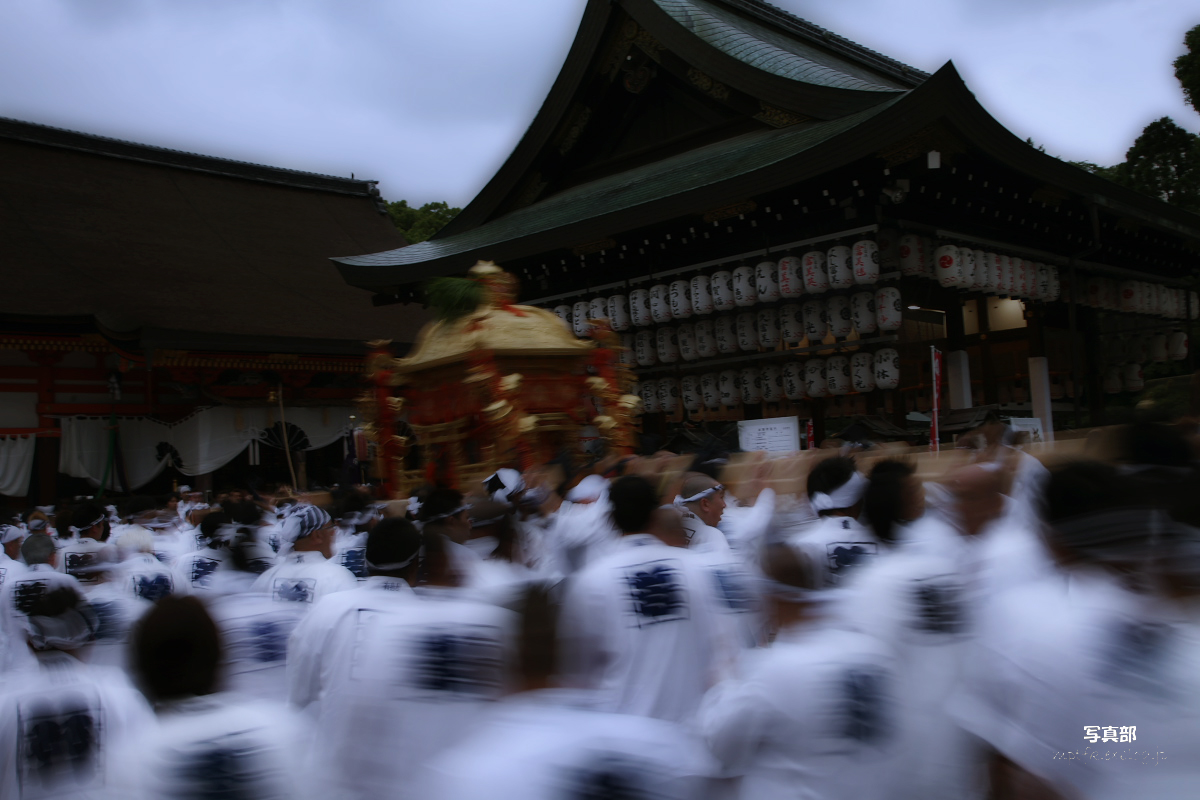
[806,456,865,518]
[365,517,422,584]
[419,488,471,544]
[862,459,922,545]
[72,501,109,542]
[21,532,56,568]
[944,463,1006,536]
[760,542,824,630]
[650,506,690,548]
[678,474,726,527]
[123,495,162,526]
[284,504,337,558]
[609,475,659,535]
[132,595,221,703]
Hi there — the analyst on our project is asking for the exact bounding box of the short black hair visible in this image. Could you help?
[609,475,659,534]
[863,459,917,544]
[365,517,421,575]
[419,488,465,523]
[807,457,857,502]
[132,595,221,703]
[198,511,231,545]
[123,495,160,518]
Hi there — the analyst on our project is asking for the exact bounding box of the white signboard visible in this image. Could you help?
[737,416,801,454]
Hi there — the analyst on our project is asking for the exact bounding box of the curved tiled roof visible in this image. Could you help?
[654,0,906,92]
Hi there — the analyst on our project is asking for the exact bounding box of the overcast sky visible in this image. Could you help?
[2,0,1197,209]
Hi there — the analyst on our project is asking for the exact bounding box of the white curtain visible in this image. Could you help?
[0,435,36,497]
[58,406,354,490]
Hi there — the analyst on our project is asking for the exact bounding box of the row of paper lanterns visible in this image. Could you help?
[1073,276,1196,320]
[915,240,1061,300]
[1103,331,1189,366]
[634,349,902,412]
[613,291,902,367]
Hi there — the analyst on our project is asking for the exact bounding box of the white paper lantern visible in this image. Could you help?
[875,286,903,332]
[1156,285,1171,317]
[851,352,875,392]
[826,355,851,395]
[959,247,977,291]
[757,308,781,348]
[1104,277,1121,310]
[826,295,852,338]
[719,370,740,406]
[619,333,635,366]
[553,304,572,328]
[804,359,828,398]
[851,291,877,335]
[1149,333,1168,363]
[681,375,702,413]
[629,289,652,327]
[802,300,827,341]
[1123,363,1144,393]
[1138,283,1154,316]
[732,266,758,307]
[589,297,608,323]
[780,303,804,343]
[1191,292,1200,319]
[827,245,854,290]
[921,237,937,278]
[711,271,736,311]
[852,240,880,285]
[650,284,672,323]
[572,301,591,337]
[639,381,659,413]
[971,249,989,291]
[701,373,721,409]
[1046,265,1061,301]
[801,250,829,294]
[1119,281,1138,314]
[1130,334,1149,364]
[693,319,717,358]
[756,261,780,303]
[690,275,714,315]
[1169,331,1189,361]
[997,256,1013,296]
[1034,265,1050,302]
[635,330,656,366]
[877,228,900,270]
[899,234,925,277]
[736,312,758,351]
[677,323,698,361]
[934,244,962,289]
[779,256,804,298]
[783,362,806,400]
[656,326,680,363]
[983,252,1002,293]
[715,315,738,354]
[874,348,901,390]
[1085,276,1104,308]
[657,378,680,413]
[669,280,693,319]
[760,365,782,402]
[1103,366,1123,394]
[740,367,763,404]
[607,295,630,331]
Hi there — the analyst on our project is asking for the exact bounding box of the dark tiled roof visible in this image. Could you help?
[333,95,900,275]
[655,0,911,91]
[0,116,383,199]
[715,0,929,87]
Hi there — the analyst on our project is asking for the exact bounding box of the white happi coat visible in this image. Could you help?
[558,534,728,723]
[698,623,904,800]
[420,688,718,800]
[250,549,357,607]
[0,652,154,800]
[289,581,514,799]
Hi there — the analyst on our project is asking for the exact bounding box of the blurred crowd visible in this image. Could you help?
[0,417,1198,798]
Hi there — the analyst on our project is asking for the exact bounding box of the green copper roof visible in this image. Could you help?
[653,0,907,92]
[333,94,901,278]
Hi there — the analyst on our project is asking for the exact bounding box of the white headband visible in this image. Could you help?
[809,471,867,513]
[365,551,419,572]
[675,484,725,506]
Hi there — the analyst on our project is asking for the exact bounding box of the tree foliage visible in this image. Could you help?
[386,199,461,244]
[1116,117,1200,210]
[1175,23,1200,116]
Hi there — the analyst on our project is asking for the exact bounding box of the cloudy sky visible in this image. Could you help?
[2,0,1197,209]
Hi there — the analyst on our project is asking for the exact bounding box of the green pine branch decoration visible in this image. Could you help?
[424,276,485,321]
